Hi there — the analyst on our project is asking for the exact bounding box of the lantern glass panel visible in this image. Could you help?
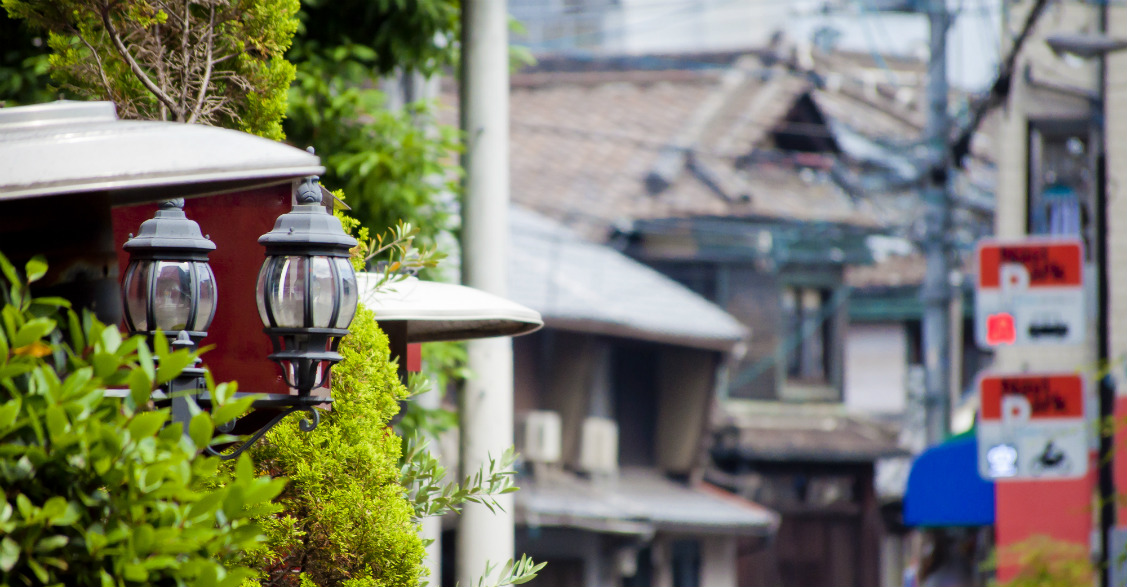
[334,257,358,329]
[310,256,336,328]
[255,261,271,327]
[194,262,217,332]
[152,261,193,331]
[257,256,307,328]
[123,260,152,332]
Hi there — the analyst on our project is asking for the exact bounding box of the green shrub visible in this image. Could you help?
[993,535,1093,587]
[245,304,425,587]
[0,253,285,587]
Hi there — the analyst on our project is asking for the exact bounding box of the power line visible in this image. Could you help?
[951,0,1052,169]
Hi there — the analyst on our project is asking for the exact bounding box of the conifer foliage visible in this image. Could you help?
[2,0,299,140]
[245,304,426,587]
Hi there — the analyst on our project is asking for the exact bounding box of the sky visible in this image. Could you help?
[513,0,1003,91]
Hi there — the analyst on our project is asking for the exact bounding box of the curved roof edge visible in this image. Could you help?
[0,101,323,205]
[509,206,749,352]
[357,274,543,342]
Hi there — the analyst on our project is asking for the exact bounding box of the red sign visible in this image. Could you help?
[980,374,1085,420]
[986,313,1017,346]
[978,240,1083,289]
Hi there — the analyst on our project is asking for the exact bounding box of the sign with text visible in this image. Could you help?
[975,238,1085,348]
[977,373,1088,480]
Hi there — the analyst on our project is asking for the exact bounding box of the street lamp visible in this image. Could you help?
[256,175,358,395]
[121,198,217,343]
[121,175,359,459]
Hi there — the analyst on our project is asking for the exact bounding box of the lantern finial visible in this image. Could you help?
[295,176,322,206]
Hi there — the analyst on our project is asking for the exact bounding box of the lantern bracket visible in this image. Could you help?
[200,393,330,460]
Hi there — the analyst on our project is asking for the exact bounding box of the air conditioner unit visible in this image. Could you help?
[579,417,618,475]
[521,410,562,464]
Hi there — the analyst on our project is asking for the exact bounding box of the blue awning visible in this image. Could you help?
[903,432,995,527]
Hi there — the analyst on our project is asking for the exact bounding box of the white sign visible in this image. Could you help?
[977,373,1088,480]
[975,238,1086,348]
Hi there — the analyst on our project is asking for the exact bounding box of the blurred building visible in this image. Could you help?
[478,43,988,586]
[502,207,779,587]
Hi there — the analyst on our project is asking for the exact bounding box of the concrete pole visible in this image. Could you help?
[921,0,952,447]
[458,0,515,582]
[1095,7,1113,587]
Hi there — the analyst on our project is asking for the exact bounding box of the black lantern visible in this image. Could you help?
[122,199,217,342]
[256,176,358,395]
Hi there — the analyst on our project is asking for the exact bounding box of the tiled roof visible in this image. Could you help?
[502,60,920,240]
[441,49,991,244]
[712,400,905,463]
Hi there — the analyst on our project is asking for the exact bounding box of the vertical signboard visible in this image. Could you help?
[975,238,1085,348]
[977,373,1087,480]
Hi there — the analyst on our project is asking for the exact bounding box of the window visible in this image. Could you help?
[670,540,701,587]
[782,287,830,382]
[1028,121,1094,254]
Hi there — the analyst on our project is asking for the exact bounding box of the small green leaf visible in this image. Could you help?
[66,311,84,354]
[0,254,20,292]
[29,296,70,309]
[0,537,19,572]
[127,367,153,408]
[33,535,68,553]
[155,351,193,384]
[98,326,121,352]
[24,256,48,283]
[44,404,69,443]
[188,412,213,449]
[26,556,48,582]
[128,411,167,440]
[13,317,56,347]
[136,340,155,382]
[0,398,19,430]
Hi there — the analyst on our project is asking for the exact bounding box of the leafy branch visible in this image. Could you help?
[340,214,446,290]
[5,0,298,140]
[473,555,547,587]
[400,438,519,520]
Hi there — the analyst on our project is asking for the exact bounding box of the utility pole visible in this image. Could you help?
[458,0,514,584]
[921,0,952,447]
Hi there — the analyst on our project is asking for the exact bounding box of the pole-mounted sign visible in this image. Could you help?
[974,238,1085,348]
[977,373,1088,480]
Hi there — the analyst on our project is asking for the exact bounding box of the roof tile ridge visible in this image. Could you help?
[642,54,764,195]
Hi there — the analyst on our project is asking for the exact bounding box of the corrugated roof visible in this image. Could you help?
[517,467,779,536]
[509,206,748,351]
[0,101,323,205]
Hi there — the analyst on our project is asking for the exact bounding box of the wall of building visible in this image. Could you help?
[656,346,719,475]
[844,322,908,415]
[714,264,782,400]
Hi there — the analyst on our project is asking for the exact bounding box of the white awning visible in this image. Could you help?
[0,101,323,205]
[517,468,779,537]
[509,207,748,352]
[358,274,543,342]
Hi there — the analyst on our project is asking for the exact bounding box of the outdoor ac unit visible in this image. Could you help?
[579,417,618,474]
[521,410,562,464]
